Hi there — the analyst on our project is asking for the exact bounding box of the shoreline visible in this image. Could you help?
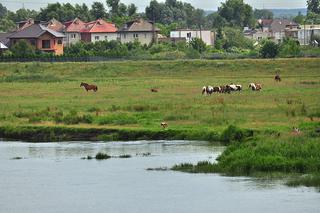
[0,125,225,142]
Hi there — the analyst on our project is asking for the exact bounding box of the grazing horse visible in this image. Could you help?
[202,86,214,95]
[80,82,98,92]
[249,83,262,91]
[236,85,242,91]
[213,86,221,93]
[161,122,168,129]
[275,74,281,82]
[151,88,158,93]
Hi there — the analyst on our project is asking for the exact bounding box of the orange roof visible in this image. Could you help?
[64,18,86,32]
[80,19,117,33]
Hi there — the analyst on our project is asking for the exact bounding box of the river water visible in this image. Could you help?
[0,140,319,213]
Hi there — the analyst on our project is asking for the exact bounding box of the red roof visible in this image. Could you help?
[80,19,117,33]
[64,18,86,32]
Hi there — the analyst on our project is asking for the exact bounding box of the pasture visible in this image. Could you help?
[0,58,319,135]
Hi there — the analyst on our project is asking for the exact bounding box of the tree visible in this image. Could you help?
[293,11,305,24]
[106,0,120,17]
[10,40,35,57]
[127,3,137,16]
[220,27,253,50]
[254,9,273,19]
[7,8,38,22]
[91,2,107,19]
[118,3,127,17]
[0,3,8,19]
[205,12,227,29]
[74,4,92,22]
[218,0,255,27]
[259,40,279,58]
[307,0,320,14]
[0,18,16,32]
[279,38,301,57]
[189,38,206,53]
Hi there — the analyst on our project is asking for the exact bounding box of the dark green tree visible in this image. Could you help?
[106,0,120,17]
[127,3,137,16]
[218,0,255,27]
[259,40,279,58]
[307,0,320,14]
[0,3,8,19]
[0,18,16,32]
[91,2,107,19]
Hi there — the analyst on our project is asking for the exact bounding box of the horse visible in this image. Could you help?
[213,86,221,93]
[161,122,168,129]
[151,88,158,93]
[202,86,214,96]
[249,83,262,91]
[275,74,281,82]
[80,82,98,92]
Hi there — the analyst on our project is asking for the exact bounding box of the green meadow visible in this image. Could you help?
[0,58,319,134]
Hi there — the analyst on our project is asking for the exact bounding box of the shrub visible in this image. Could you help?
[220,125,253,143]
[189,38,207,53]
[259,40,279,58]
[95,152,111,160]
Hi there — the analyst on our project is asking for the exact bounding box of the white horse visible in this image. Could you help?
[249,83,262,91]
[202,86,214,96]
[228,83,242,92]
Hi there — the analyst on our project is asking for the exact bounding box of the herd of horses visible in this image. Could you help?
[80,74,282,129]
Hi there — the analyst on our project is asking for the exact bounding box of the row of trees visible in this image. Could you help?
[0,0,278,32]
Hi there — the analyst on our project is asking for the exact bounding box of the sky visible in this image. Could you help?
[0,0,307,12]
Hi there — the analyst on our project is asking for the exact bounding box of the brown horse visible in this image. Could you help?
[151,88,158,93]
[161,122,168,129]
[275,74,281,82]
[80,82,98,92]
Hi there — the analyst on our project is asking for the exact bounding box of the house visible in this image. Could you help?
[170,29,215,46]
[8,22,65,55]
[296,25,320,45]
[80,19,118,43]
[0,32,13,48]
[243,27,270,41]
[64,18,86,46]
[118,19,160,45]
[258,19,298,43]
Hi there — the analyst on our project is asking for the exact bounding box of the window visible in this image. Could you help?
[57,39,62,45]
[71,34,76,39]
[133,33,139,38]
[123,34,126,39]
[95,36,99,40]
[105,36,108,40]
[42,40,51,49]
[144,33,147,38]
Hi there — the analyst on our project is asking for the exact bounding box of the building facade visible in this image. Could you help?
[118,19,159,45]
[170,30,215,46]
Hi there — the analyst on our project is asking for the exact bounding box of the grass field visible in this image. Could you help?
[0,58,319,134]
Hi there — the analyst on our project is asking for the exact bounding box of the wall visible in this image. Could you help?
[170,30,214,46]
[90,33,118,43]
[38,33,63,55]
[65,32,81,46]
[119,32,155,45]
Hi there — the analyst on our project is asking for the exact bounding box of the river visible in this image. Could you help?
[0,140,319,213]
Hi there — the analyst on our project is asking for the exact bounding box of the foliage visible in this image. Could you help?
[0,18,16,32]
[218,0,255,28]
[189,37,207,53]
[307,0,320,14]
[259,40,279,58]
[10,40,35,57]
[218,27,254,50]
[279,38,301,57]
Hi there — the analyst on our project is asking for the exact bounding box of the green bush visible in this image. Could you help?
[259,40,279,58]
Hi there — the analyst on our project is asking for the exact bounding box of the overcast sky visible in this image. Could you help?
[1,0,307,12]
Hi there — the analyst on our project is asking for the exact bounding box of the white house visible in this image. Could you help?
[170,30,215,46]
